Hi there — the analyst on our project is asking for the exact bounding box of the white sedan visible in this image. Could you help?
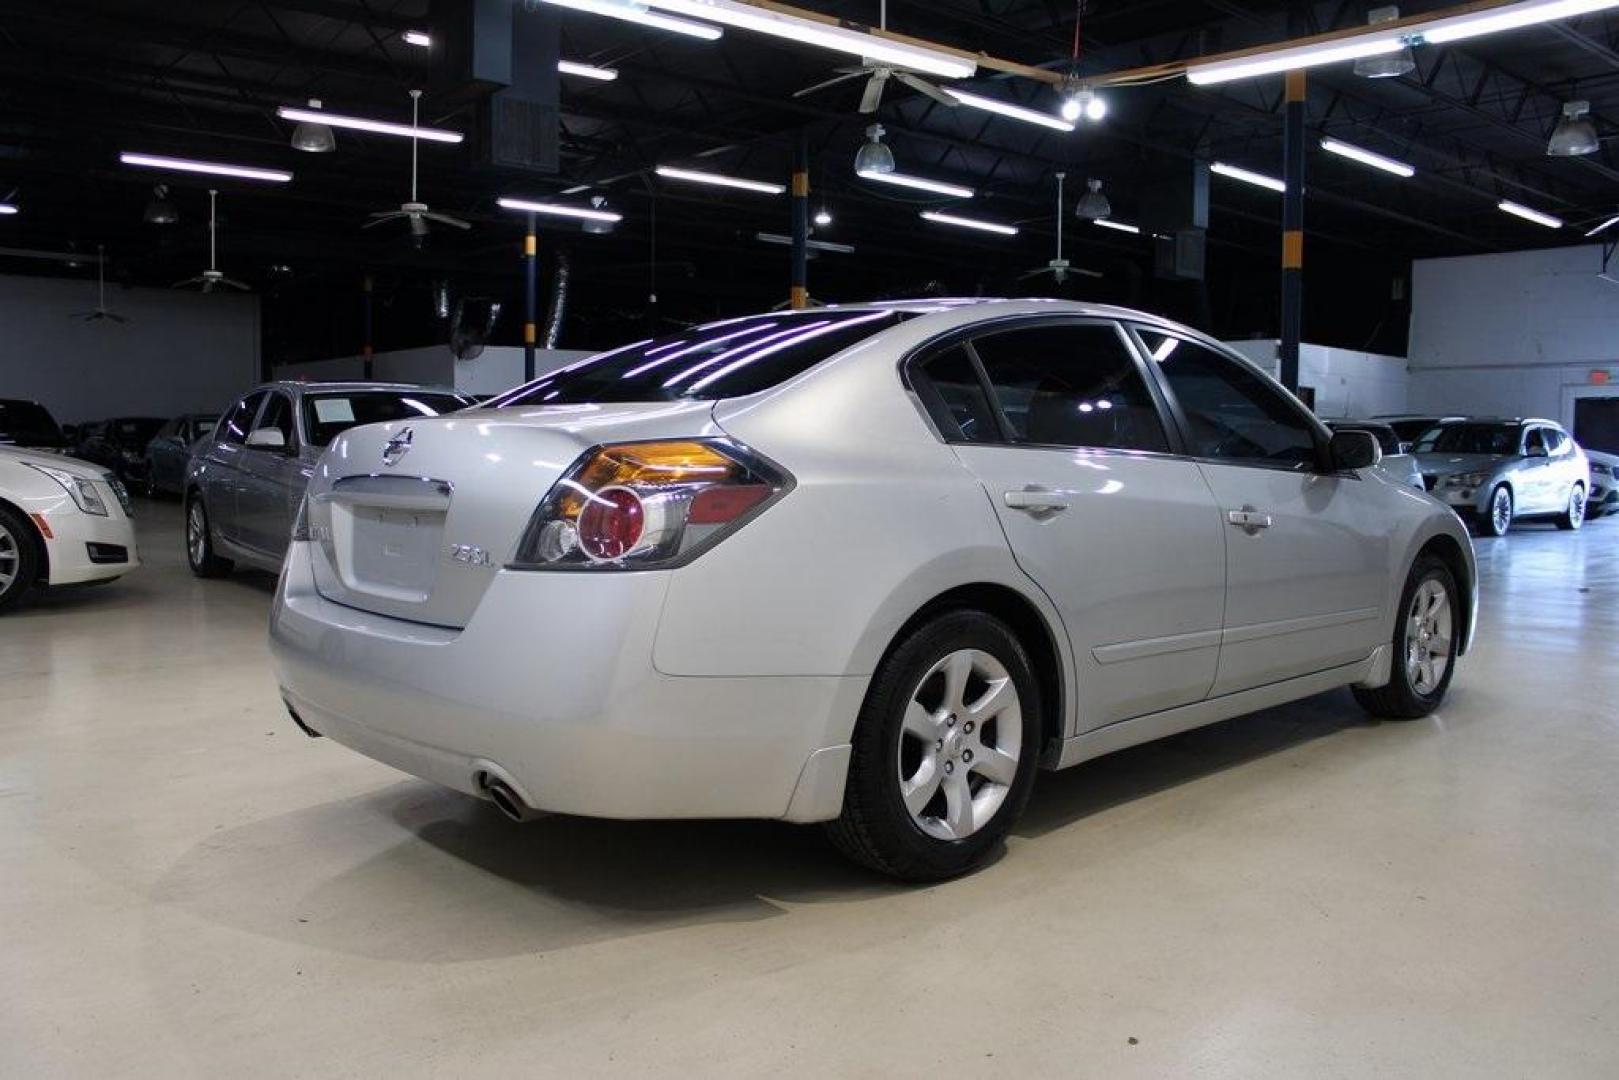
[271,300,1476,880]
[0,446,139,613]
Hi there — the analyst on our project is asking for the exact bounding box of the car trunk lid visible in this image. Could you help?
[303,401,716,627]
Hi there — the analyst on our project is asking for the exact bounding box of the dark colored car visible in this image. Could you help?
[77,417,166,483]
[137,413,220,497]
[0,398,71,450]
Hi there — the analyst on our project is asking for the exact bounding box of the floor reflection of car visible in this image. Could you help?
[0,398,72,451]
[1413,418,1591,536]
[1327,420,1423,489]
[269,299,1478,881]
[1587,449,1618,518]
[138,413,219,497]
[185,382,473,578]
[1,445,138,613]
[76,417,165,483]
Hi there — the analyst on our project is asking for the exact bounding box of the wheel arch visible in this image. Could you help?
[1415,532,1474,655]
[876,582,1068,761]
[0,494,50,586]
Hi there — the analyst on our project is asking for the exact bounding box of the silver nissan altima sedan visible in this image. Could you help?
[270,299,1477,881]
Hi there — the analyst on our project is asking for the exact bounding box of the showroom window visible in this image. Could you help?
[967,324,1170,453]
[221,392,266,445]
[1136,331,1318,468]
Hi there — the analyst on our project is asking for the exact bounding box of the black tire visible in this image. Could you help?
[1556,483,1586,531]
[1477,484,1512,537]
[826,610,1042,882]
[1353,554,1460,720]
[0,503,42,614]
[185,493,232,578]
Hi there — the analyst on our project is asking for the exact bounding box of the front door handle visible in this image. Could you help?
[1004,487,1072,514]
[1226,505,1273,535]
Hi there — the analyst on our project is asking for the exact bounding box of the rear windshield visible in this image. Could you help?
[492,310,910,406]
[0,400,67,447]
[302,391,471,448]
[1416,422,1518,455]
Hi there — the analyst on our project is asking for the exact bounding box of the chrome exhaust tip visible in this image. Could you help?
[483,777,540,823]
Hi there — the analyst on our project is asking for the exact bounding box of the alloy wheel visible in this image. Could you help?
[897,648,1023,841]
[187,502,207,567]
[1405,578,1453,695]
[1570,486,1586,527]
[0,520,18,593]
[1491,488,1512,535]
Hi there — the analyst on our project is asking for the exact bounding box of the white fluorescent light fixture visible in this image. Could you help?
[655,166,784,194]
[1093,218,1141,234]
[755,232,856,254]
[1584,213,1619,237]
[1211,161,1286,193]
[0,204,17,215]
[856,169,975,198]
[921,210,1018,236]
[539,0,723,40]
[947,89,1075,132]
[119,152,293,183]
[1187,0,1619,85]
[497,196,623,223]
[275,104,463,143]
[558,59,619,80]
[1320,137,1415,177]
[1498,200,1564,229]
[403,30,432,47]
[642,0,975,79]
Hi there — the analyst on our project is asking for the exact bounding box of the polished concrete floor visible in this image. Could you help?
[3,500,1616,1078]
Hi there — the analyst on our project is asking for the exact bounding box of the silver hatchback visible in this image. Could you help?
[185,382,473,576]
[1413,418,1591,537]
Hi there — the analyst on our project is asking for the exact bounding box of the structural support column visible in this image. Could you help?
[523,213,538,382]
[361,273,374,381]
[790,131,809,310]
[1279,69,1306,394]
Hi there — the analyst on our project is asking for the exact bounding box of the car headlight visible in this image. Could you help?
[1443,471,1486,488]
[1593,462,1613,477]
[22,462,109,516]
[510,439,791,570]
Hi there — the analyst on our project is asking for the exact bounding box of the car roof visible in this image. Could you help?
[254,381,467,395]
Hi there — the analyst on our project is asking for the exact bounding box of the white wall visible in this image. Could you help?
[272,345,591,396]
[1223,339,1409,418]
[1407,244,1619,428]
[0,273,259,424]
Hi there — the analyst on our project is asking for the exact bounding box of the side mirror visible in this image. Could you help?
[1329,429,1381,471]
[246,427,287,450]
[1526,445,1548,458]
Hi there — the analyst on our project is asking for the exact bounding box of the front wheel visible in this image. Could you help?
[1478,485,1513,537]
[0,504,42,614]
[826,610,1042,881]
[1556,483,1586,531]
[185,496,232,578]
[1353,555,1459,720]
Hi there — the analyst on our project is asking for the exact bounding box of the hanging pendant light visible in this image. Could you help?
[581,195,617,234]
[1548,100,1600,157]
[290,98,337,153]
[143,184,178,225]
[1354,7,1417,78]
[1074,178,1111,220]
[853,124,895,175]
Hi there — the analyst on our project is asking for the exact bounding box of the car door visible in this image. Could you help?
[201,392,266,544]
[1544,427,1584,509]
[1517,425,1554,512]
[910,319,1227,729]
[235,390,303,556]
[1132,327,1391,696]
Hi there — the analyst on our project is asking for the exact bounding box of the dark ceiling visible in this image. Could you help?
[3,0,1618,364]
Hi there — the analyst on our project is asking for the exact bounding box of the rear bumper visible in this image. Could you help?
[270,541,861,822]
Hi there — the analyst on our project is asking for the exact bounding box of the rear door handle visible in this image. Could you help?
[1226,505,1273,535]
[1004,487,1072,514]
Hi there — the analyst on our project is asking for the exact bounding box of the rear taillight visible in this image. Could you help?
[511,439,791,570]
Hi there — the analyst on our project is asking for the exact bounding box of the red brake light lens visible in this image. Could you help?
[512,439,791,570]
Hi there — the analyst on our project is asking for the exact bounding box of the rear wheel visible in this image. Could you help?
[185,495,232,578]
[827,610,1041,881]
[1478,485,1513,537]
[1353,555,1459,719]
[0,504,42,614]
[1556,483,1586,531]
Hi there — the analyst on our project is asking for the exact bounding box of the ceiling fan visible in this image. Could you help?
[791,2,959,114]
[1020,172,1103,286]
[72,246,129,323]
[365,89,470,239]
[174,190,249,293]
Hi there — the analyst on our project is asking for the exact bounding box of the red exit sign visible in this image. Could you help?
[1592,369,1611,385]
